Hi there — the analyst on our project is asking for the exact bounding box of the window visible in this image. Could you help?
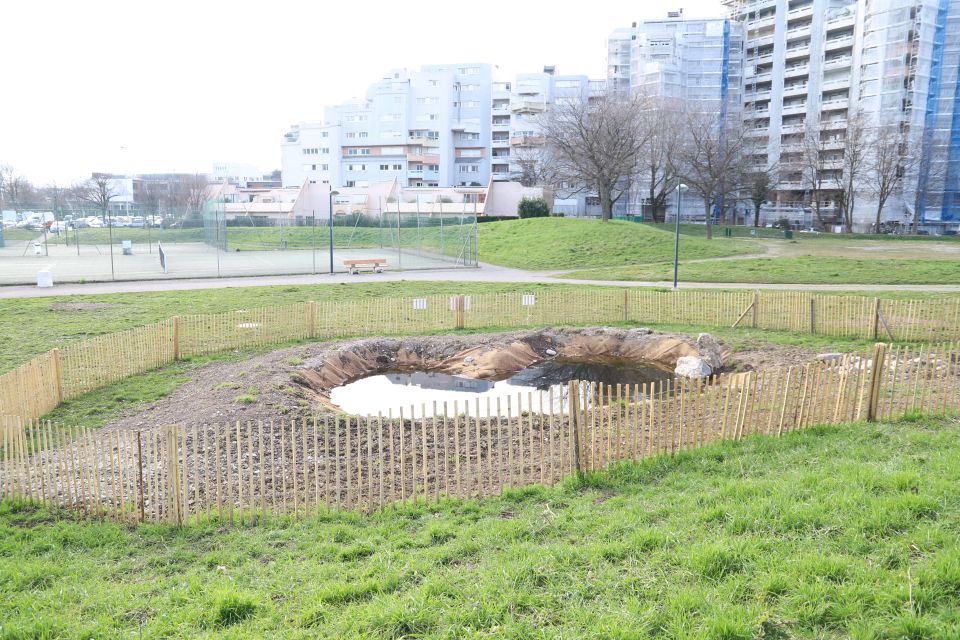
[302,148,319,155]
[321,132,329,138]
[380,114,402,122]
[321,164,329,171]
[427,164,439,171]
[321,147,329,154]
[345,132,356,139]
[458,164,479,173]
[360,148,371,155]
[380,164,389,170]
[359,132,368,138]
[346,180,356,187]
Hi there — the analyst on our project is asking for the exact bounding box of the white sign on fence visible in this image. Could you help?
[413,298,428,310]
[521,294,536,306]
[448,296,472,311]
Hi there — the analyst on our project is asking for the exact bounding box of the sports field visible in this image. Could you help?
[0,240,457,284]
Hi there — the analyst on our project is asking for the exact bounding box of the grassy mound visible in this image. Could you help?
[3,416,959,637]
[564,256,960,285]
[478,218,753,270]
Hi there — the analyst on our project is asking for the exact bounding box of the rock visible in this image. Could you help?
[463,356,476,364]
[675,356,713,379]
[817,352,845,363]
[695,334,725,370]
[545,348,557,356]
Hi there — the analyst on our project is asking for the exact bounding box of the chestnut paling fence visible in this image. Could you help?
[2,289,960,428]
[1,342,958,524]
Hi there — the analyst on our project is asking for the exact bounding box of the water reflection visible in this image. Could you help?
[330,361,675,417]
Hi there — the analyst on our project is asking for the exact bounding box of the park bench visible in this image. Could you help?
[343,258,387,275]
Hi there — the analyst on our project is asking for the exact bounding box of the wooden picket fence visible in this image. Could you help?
[2,342,958,524]
[1,290,959,428]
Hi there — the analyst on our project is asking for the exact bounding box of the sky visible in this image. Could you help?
[1,0,725,185]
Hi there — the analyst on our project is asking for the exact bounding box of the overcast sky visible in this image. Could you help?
[2,0,725,185]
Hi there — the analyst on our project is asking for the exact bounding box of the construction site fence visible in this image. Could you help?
[1,289,959,427]
[1,342,957,524]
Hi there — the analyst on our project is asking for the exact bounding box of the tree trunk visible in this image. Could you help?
[704,201,713,240]
[599,188,612,222]
[753,203,761,227]
[874,200,884,234]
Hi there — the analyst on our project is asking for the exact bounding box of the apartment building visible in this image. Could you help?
[607,13,746,217]
[281,64,494,190]
[726,0,960,229]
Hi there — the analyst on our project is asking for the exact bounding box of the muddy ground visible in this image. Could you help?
[101,328,820,434]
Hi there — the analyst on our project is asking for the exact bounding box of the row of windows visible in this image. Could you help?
[302,148,330,155]
[303,164,330,171]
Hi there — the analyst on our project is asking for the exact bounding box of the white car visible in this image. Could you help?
[85,217,104,228]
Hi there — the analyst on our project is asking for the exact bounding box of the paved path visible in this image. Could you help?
[2,263,960,298]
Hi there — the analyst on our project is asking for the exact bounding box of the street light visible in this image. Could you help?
[673,182,688,291]
[328,189,339,274]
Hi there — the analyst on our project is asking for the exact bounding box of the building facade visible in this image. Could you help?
[725,0,960,230]
[282,64,495,190]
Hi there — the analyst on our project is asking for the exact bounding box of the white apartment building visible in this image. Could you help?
[282,64,494,190]
[725,0,960,230]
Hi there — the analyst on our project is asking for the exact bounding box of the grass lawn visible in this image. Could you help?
[0,228,40,243]
[3,415,959,638]
[646,223,960,243]
[477,218,754,270]
[0,282,614,373]
[563,257,960,285]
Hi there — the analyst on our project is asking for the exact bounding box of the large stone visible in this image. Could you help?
[817,352,845,363]
[695,333,725,370]
[675,356,713,379]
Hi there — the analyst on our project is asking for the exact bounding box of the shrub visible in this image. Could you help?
[517,197,551,219]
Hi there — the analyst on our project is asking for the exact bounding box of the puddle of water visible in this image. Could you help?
[330,360,675,417]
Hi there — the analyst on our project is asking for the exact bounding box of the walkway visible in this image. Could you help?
[2,263,960,298]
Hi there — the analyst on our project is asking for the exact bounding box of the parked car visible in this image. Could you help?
[130,216,146,228]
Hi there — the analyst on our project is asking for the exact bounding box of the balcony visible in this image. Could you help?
[821,97,849,111]
[747,14,776,30]
[785,44,810,60]
[491,137,510,147]
[777,180,806,190]
[490,155,511,164]
[825,35,854,51]
[826,13,856,29]
[407,169,424,177]
[821,77,850,90]
[782,83,808,97]
[780,122,807,134]
[407,136,440,147]
[784,64,809,78]
[824,56,852,70]
[822,119,847,130]
[406,153,441,163]
[510,100,547,113]
[786,24,812,39]
[752,34,775,47]
[781,143,805,154]
[745,89,772,101]
[746,127,770,137]
[510,135,546,146]
[821,139,845,150]
[787,4,814,19]
[747,52,775,64]
[782,102,808,116]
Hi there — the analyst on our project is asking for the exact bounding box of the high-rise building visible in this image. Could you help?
[725,0,960,230]
[282,64,494,190]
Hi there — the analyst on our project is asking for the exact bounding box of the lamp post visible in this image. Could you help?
[328,189,339,274]
[673,182,687,291]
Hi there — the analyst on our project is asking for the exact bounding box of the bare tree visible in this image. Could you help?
[0,164,34,216]
[175,173,210,215]
[636,98,684,222]
[74,174,120,221]
[744,162,778,227]
[510,143,560,188]
[832,110,872,233]
[673,113,751,239]
[538,92,651,221]
[794,125,836,229]
[867,122,916,232]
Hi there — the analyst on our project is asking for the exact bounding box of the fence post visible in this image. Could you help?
[50,348,63,404]
[752,291,759,329]
[867,343,888,422]
[809,297,816,334]
[136,431,145,523]
[307,301,317,339]
[455,295,465,330]
[172,316,181,361]
[568,381,582,476]
[623,289,629,322]
[871,298,881,341]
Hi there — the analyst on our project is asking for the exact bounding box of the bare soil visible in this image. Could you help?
[100,327,818,435]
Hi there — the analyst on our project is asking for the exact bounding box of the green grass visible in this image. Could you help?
[564,257,960,285]
[0,228,40,242]
[478,218,754,270]
[3,416,960,638]
[646,222,960,243]
[0,282,605,374]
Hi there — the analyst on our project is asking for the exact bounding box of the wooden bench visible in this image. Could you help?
[343,258,387,275]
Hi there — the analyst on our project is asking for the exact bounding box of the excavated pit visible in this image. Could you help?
[295,327,728,416]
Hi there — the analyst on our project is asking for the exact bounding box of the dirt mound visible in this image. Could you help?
[97,328,815,434]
